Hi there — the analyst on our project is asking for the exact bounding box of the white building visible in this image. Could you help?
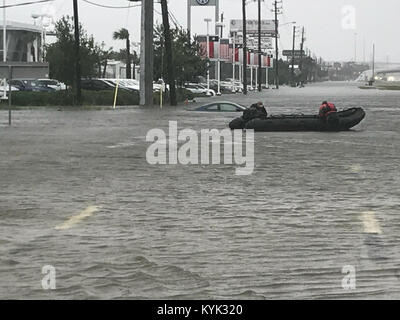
[104,60,139,79]
[0,20,43,62]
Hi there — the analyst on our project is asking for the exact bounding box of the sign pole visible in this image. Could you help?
[3,0,7,100]
[257,0,262,92]
[232,32,235,92]
[8,65,11,125]
[214,0,219,87]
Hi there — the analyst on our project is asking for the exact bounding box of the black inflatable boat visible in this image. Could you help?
[229,107,366,132]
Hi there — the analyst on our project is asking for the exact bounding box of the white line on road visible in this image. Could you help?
[361,211,382,234]
[55,206,102,230]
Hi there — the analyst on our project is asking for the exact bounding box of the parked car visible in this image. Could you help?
[81,79,135,93]
[193,101,247,112]
[9,79,56,92]
[0,80,20,93]
[102,79,139,93]
[37,79,66,91]
[81,79,115,91]
[185,83,216,96]
[224,78,243,93]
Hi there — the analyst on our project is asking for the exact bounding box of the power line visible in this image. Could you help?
[81,0,140,9]
[0,0,53,9]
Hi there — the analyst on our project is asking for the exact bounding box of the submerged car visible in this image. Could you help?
[194,101,247,112]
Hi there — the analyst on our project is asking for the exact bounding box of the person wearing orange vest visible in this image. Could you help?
[319,101,337,118]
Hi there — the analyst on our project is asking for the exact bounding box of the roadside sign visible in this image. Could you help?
[282,50,305,57]
[230,19,276,35]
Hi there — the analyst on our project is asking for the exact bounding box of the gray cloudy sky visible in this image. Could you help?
[5,0,400,63]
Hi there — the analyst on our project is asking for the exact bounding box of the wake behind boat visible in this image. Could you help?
[229,107,366,132]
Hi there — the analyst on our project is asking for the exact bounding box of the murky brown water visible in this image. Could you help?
[1,82,399,299]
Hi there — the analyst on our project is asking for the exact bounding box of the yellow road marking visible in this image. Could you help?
[55,206,101,230]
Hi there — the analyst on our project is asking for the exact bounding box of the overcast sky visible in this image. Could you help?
[5,0,400,63]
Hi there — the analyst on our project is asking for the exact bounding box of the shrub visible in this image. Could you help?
[6,88,193,108]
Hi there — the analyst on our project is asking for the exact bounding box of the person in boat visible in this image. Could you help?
[319,101,339,127]
[243,102,268,121]
[319,101,337,118]
[253,102,268,117]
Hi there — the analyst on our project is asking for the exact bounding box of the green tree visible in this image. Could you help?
[96,42,114,78]
[153,25,207,86]
[113,28,131,79]
[46,16,99,87]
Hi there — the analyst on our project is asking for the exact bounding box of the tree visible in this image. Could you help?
[113,28,131,79]
[153,25,207,86]
[46,16,99,87]
[96,42,114,78]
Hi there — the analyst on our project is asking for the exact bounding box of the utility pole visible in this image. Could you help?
[257,0,262,92]
[273,0,281,89]
[291,25,296,86]
[215,0,220,37]
[187,0,191,42]
[139,0,153,106]
[242,0,247,95]
[73,0,81,105]
[160,0,177,106]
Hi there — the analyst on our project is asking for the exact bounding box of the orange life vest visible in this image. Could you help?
[319,102,337,117]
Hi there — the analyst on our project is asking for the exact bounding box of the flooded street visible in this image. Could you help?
[1,81,400,299]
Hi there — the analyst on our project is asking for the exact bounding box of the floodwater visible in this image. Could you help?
[0,81,399,299]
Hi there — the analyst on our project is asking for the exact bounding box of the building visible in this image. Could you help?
[0,20,44,62]
[0,20,49,79]
[104,60,139,79]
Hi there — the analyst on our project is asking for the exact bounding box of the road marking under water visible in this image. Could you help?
[55,206,101,230]
[361,211,382,234]
[349,164,363,173]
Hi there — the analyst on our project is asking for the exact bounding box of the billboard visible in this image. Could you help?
[190,0,217,6]
[230,20,276,35]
